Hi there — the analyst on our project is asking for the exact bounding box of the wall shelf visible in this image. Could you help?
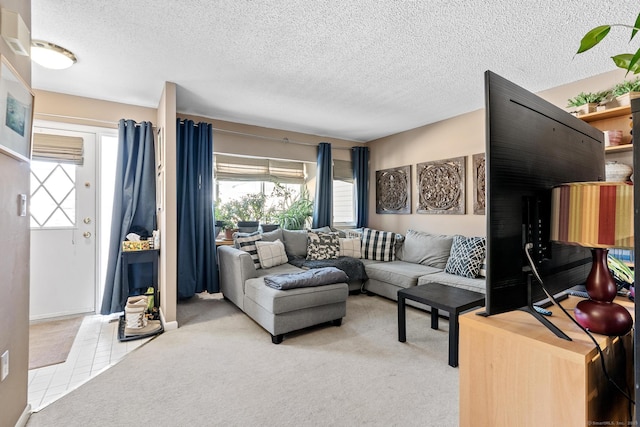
[605,144,633,153]
[578,105,631,123]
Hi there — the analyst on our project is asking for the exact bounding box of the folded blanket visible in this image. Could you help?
[264,267,349,290]
[288,256,368,282]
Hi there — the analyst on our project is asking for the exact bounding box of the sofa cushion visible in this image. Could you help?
[260,228,284,242]
[255,239,288,269]
[362,228,396,261]
[339,237,362,258]
[282,229,308,257]
[401,229,453,269]
[445,235,486,278]
[306,232,340,260]
[244,278,348,315]
[235,232,263,269]
[417,271,486,294]
[365,261,441,289]
[343,228,364,239]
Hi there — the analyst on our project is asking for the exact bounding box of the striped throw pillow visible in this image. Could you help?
[236,232,263,269]
[362,228,396,261]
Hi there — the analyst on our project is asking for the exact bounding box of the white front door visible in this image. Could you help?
[29,127,96,320]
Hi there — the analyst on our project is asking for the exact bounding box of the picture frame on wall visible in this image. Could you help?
[472,153,486,215]
[156,169,164,212]
[155,126,164,170]
[375,165,411,214]
[0,56,34,162]
[416,156,466,214]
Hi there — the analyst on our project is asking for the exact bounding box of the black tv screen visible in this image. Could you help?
[484,71,605,315]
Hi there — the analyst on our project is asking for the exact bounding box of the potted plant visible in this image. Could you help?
[214,204,237,240]
[611,78,640,106]
[566,91,611,115]
[272,186,314,230]
[216,193,267,235]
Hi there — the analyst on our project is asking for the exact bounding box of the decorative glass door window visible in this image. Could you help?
[30,160,76,228]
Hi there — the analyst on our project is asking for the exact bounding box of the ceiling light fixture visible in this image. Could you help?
[31,40,77,70]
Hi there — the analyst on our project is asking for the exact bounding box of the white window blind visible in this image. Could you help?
[214,155,305,184]
[333,159,353,183]
[32,133,84,165]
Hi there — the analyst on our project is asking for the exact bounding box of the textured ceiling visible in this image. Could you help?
[30,1,637,142]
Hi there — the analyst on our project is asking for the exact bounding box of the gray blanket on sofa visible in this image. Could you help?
[288,256,369,282]
[264,267,349,290]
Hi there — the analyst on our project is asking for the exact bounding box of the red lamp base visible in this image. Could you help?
[574,299,633,336]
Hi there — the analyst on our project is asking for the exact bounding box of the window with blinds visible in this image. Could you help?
[214,155,305,184]
[333,159,355,225]
[29,133,84,228]
[32,133,84,165]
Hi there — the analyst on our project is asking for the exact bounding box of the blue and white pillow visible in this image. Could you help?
[445,236,486,278]
[361,228,396,261]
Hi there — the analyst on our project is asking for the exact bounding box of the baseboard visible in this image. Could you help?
[159,308,178,331]
[15,403,31,427]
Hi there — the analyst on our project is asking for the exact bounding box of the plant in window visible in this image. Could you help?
[271,185,314,230]
[216,192,267,226]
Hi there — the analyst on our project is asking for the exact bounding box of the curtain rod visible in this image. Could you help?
[35,113,157,129]
[37,113,359,150]
[208,126,358,151]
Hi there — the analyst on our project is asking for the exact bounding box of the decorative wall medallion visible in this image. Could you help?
[472,153,485,215]
[417,156,465,214]
[376,165,411,214]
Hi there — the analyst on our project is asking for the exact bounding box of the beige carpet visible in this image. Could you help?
[27,294,459,426]
[29,315,85,370]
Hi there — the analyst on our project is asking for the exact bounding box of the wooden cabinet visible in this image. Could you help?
[459,296,634,427]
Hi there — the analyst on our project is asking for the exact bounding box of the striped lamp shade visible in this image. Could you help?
[550,181,633,248]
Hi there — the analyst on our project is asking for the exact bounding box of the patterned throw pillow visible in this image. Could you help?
[339,237,362,258]
[361,228,396,261]
[445,236,486,278]
[344,228,364,239]
[235,232,263,269]
[255,239,288,269]
[306,232,340,260]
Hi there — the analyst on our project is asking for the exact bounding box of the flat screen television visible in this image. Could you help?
[483,71,605,329]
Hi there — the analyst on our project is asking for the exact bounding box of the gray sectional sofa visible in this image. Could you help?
[218,227,486,343]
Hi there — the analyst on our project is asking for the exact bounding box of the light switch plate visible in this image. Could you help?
[18,194,26,217]
[1,350,8,381]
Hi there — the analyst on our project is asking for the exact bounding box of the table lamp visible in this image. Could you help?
[550,181,633,336]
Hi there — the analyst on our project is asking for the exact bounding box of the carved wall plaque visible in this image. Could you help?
[376,165,411,214]
[472,153,485,215]
[417,156,465,214]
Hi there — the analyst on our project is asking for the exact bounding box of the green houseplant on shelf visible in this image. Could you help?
[566,91,611,115]
[611,78,640,106]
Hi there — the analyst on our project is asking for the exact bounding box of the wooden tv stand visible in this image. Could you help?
[459,296,634,426]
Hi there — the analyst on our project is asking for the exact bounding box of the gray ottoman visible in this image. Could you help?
[243,277,348,343]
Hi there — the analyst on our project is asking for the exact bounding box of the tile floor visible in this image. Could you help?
[28,313,153,411]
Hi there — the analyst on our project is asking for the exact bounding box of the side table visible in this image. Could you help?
[398,283,484,367]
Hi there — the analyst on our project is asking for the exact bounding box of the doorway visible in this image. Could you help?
[29,121,118,320]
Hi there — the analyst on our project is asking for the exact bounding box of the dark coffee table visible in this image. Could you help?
[398,283,485,367]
